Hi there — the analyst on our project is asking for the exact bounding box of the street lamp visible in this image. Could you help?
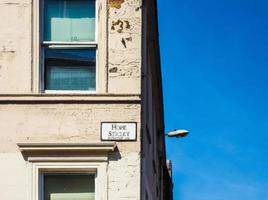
[165,129,189,138]
[163,129,189,198]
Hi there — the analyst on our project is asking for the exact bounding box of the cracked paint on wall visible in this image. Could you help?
[109,0,125,9]
[0,0,143,199]
[108,0,142,93]
[111,20,131,33]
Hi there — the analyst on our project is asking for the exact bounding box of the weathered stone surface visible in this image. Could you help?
[0,1,31,93]
[108,0,142,94]
[0,0,142,94]
[0,103,140,152]
[0,153,30,200]
[0,0,143,199]
[0,103,141,199]
[109,152,140,199]
[109,0,125,9]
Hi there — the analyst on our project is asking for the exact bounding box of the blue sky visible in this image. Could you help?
[158,0,268,199]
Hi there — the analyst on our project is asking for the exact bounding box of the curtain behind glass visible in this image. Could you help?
[45,48,96,91]
[44,0,96,42]
[44,174,95,200]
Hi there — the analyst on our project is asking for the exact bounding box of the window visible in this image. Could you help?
[17,143,115,200]
[41,0,97,92]
[43,173,95,200]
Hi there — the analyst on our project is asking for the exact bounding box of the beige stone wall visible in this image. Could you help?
[0,0,142,199]
[0,103,140,152]
[0,103,141,200]
[0,153,30,200]
[0,0,142,94]
[0,0,32,93]
[0,152,140,200]
[108,0,142,94]
[109,152,140,199]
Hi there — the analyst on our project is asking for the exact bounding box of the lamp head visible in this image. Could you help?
[166,130,189,138]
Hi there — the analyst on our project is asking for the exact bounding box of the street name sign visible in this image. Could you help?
[101,122,137,141]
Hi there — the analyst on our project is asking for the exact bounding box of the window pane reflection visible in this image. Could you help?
[44,174,95,200]
[45,48,96,91]
[44,0,96,42]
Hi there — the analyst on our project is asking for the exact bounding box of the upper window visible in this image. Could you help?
[42,0,97,92]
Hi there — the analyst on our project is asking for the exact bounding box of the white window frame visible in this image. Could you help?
[33,162,108,200]
[31,0,108,95]
[40,171,97,200]
[40,0,98,94]
[17,142,116,200]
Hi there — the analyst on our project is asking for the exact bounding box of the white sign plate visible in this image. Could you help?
[101,122,137,141]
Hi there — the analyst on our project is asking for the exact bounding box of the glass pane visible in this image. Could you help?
[44,174,95,200]
[45,48,96,91]
[44,0,96,42]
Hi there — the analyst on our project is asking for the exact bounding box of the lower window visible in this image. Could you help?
[43,173,95,200]
[44,48,96,91]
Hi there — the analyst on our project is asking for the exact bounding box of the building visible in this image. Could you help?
[0,0,173,199]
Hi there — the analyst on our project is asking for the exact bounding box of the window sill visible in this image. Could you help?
[0,94,141,103]
[44,90,97,94]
